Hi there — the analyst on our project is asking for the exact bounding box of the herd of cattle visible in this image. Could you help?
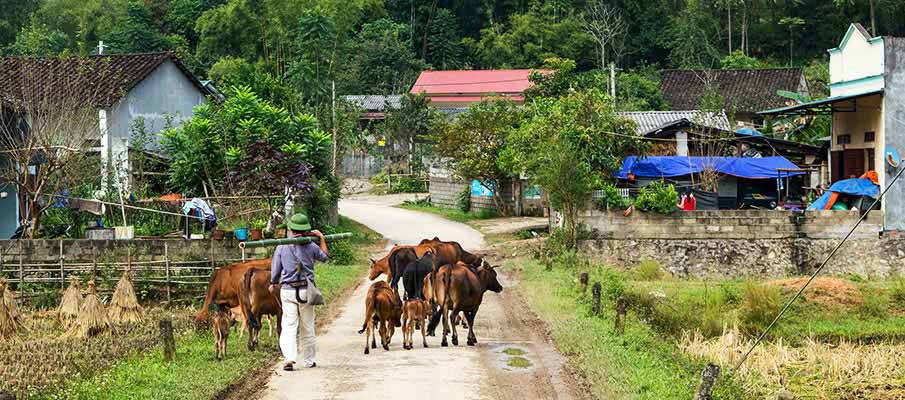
[193,237,502,359]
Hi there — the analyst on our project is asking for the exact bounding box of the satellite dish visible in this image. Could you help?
[886,146,901,169]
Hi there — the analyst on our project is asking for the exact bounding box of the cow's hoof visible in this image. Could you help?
[467,340,475,346]
[423,343,429,348]
[365,348,370,355]
[371,342,377,349]
[383,344,389,351]
[452,337,459,346]
[441,339,448,347]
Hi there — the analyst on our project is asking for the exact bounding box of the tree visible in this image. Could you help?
[668,0,721,68]
[0,0,39,48]
[507,90,647,246]
[779,17,805,67]
[342,19,425,95]
[720,50,762,69]
[286,8,338,105]
[0,70,98,238]
[6,20,69,56]
[426,8,464,69]
[194,0,261,66]
[382,93,439,168]
[435,99,521,216]
[104,2,171,53]
[579,0,626,69]
[161,86,331,196]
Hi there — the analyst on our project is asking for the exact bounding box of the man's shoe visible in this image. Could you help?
[283,361,295,371]
[306,362,317,368]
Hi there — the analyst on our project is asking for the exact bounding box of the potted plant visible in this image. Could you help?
[212,228,225,240]
[250,219,265,241]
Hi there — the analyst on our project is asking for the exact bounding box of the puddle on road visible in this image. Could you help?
[491,344,535,371]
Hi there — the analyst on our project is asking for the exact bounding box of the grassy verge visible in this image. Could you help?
[397,201,496,223]
[514,258,744,399]
[37,216,380,400]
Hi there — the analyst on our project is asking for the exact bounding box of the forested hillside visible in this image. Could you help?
[1,0,900,102]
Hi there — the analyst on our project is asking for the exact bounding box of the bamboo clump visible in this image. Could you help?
[108,270,142,324]
[68,280,111,337]
[0,279,22,339]
[58,276,83,327]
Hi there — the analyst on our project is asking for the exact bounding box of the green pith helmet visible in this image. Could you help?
[287,213,312,232]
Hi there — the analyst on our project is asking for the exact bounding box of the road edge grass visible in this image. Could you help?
[513,258,745,400]
[396,202,496,224]
[38,216,381,400]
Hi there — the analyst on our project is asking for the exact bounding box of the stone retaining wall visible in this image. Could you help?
[576,209,901,278]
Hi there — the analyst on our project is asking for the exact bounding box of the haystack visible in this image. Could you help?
[68,280,111,337]
[108,270,142,323]
[0,279,22,339]
[58,276,83,327]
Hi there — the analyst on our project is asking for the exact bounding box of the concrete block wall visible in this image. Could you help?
[429,176,468,209]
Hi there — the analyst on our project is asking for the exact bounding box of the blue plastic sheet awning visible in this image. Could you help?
[806,178,880,210]
[615,156,806,180]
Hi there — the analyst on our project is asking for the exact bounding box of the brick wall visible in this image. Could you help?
[429,175,468,209]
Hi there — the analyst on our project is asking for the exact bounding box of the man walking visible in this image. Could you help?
[270,213,328,371]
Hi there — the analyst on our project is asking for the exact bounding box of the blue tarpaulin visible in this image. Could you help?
[806,178,880,210]
[615,156,805,180]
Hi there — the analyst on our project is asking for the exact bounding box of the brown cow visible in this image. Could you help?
[429,261,503,347]
[195,259,271,329]
[360,281,402,354]
[402,299,429,350]
[241,268,283,351]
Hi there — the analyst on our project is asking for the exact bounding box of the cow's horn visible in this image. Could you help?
[369,258,376,264]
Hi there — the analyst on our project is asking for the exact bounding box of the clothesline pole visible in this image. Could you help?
[117,188,128,226]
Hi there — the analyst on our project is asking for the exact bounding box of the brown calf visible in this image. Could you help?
[241,268,283,351]
[402,299,429,350]
[360,281,402,354]
[212,306,231,361]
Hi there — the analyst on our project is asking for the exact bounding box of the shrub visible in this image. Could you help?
[601,269,627,302]
[390,176,427,193]
[552,250,581,269]
[594,182,630,210]
[632,259,663,281]
[457,186,471,213]
[326,240,356,265]
[891,278,905,305]
[858,293,888,318]
[738,282,782,335]
[634,180,679,214]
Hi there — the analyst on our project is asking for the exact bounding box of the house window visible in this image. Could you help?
[837,134,851,145]
[864,131,875,142]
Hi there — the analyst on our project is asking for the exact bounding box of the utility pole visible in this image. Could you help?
[609,62,616,102]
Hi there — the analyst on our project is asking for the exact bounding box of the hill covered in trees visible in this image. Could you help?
[1,0,900,105]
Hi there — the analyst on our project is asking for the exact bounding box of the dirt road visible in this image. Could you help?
[260,195,584,400]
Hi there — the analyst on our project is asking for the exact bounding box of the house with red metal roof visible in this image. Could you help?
[409,69,543,113]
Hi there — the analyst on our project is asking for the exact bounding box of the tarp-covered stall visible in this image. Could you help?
[615,156,806,179]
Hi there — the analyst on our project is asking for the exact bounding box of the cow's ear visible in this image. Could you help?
[369,258,376,265]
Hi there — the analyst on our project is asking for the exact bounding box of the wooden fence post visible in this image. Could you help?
[694,363,720,400]
[91,245,97,280]
[160,319,175,361]
[59,240,65,288]
[579,272,589,295]
[164,243,171,303]
[17,241,23,285]
[591,282,601,316]
[615,296,627,335]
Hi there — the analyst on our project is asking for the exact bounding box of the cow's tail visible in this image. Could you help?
[242,269,260,332]
[427,266,451,334]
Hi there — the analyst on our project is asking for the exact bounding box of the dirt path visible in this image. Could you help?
[260,195,584,400]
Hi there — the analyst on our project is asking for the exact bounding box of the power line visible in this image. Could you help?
[724,161,905,383]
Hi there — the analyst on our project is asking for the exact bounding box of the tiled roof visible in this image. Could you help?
[0,52,208,108]
[344,95,402,111]
[410,69,546,95]
[621,111,730,135]
[660,68,805,113]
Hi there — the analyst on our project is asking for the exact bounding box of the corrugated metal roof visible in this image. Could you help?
[410,69,547,95]
[344,95,402,111]
[620,111,730,135]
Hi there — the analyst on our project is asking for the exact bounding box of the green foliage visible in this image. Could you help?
[890,278,905,305]
[389,176,426,193]
[593,182,629,210]
[435,99,521,216]
[600,269,627,302]
[426,8,464,69]
[104,2,172,53]
[382,93,439,162]
[720,50,764,69]
[667,0,720,68]
[341,18,425,95]
[457,186,471,213]
[632,259,663,281]
[397,201,496,223]
[738,282,782,335]
[7,20,68,56]
[194,0,260,66]
[161,86,330,196]
[634,180,678,214]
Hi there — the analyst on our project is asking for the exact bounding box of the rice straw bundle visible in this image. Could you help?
[58,276,83,327]
[108,270,142,323]
[0,279,22,339]
[68,280,111,337]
